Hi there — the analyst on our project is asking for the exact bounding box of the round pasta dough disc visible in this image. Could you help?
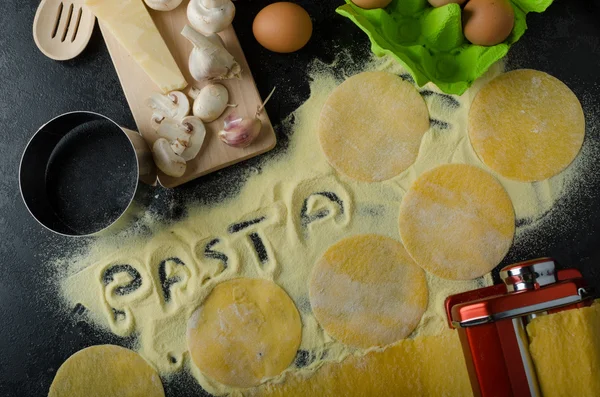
[399,164,515,280]
[318,71,430,182]
[49,345,164,397]
[469,69,585,182]
[187,278,302,388]
[309,234,428,349]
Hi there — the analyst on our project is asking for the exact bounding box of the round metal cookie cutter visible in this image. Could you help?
[19,111,156,237]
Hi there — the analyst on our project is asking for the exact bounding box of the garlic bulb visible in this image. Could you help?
[181,24,241,82]
[187,0,235,35]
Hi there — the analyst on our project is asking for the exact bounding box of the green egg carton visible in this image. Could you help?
[337,0,553,95]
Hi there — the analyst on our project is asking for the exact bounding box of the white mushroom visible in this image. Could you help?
[191,84,232,122]
[145,91,191,131]
[201,0,230,8]
[170,139,188,156]
[181,24,241,82]
[187,0,235,35]
[152,138,187,177]
[143,0,183,11]
[179,116,207,161]
[156,118,193,150]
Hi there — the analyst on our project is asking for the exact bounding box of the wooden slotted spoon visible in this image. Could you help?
[33,0,95,61]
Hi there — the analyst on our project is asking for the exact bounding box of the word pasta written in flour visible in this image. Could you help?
[97,190,348,334]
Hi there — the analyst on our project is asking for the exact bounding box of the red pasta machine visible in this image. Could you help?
[445,258,592,397]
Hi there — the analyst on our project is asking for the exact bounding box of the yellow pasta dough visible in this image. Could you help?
[309,234,428,348]
[468,69,585,182]
[318,71,430,182]
[528,301,600,397]
[48,345,164,397]
[187,278,302,388]
[399,164,515,280]
[249,329,473,397]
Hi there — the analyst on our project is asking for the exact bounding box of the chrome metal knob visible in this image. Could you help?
[500,258,557,292]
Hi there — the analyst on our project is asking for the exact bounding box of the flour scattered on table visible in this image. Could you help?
[48,53,594,396]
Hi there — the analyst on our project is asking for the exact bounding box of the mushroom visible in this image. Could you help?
[143,0,183,11]
[187,0,235,35]
[145,91,191,131]
[201,0,231,7]
[152,138,187,177]
[156,116,206,162]
[181,24,241,82]
[156,118,193,151]
[191,83,233,122]
[179,116,207,161]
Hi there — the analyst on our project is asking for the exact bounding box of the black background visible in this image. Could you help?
[1,1,599,396]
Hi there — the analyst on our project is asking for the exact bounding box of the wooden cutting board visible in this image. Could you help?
[98,1,276,188]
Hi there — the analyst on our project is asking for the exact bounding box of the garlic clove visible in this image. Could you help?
[187,0,235,35]
[144,0,183,11]
[153,138,187,177]
[180,116,207,161]
[217,87,276,148]
[192,83,230,122]
[219,114,262,148]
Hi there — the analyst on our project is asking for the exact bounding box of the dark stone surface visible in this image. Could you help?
[0,0,598,396]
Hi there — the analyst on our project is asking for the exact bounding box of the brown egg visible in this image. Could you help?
[463,0,515,46]
[428,0,466,7]
[252,2,313,53]
[351,0,393,9]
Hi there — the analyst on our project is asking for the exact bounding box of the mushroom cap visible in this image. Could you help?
[152,138,187,177]
[156,118,192,147]
[193,83,229,122]
[187,0,236,35]
[180,116,207,161]
[168,91,191,120]
[144,0,184,12]
[146,91,191,131]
